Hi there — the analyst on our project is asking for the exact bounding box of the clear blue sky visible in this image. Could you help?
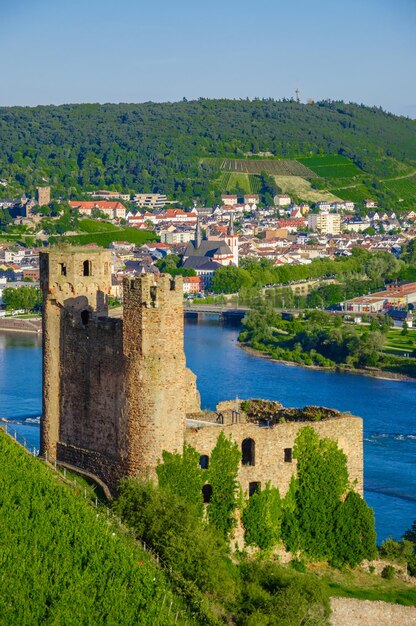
[2,0,416,117]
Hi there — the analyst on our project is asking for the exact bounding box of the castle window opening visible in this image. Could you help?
[170,279,175,291]
[284,448,292,463]
[59,263,67,276]
[83,260,92,277]
[199,455,209,470]
[202,484,212,503]
[150,285,157,306]
[242,438,255,466]
[249,482,260,497]
[81,310,90,325]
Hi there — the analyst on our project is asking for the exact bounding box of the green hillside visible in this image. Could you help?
[0,431,196,625]
[1,99,415,207]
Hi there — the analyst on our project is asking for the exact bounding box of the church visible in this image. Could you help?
[182,215,239,287]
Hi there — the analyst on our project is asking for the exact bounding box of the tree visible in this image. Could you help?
[2,286,42,312]
[334,491,377,566]
[211,266,253,294]
[0,209,12,231]
[282,427,376,565]
[402,320,409,336]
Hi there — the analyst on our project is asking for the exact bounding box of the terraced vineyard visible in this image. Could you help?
[297,155,363,179]
[206,158,317,177]
[207,153,416,208]
[381,177,416,202]
[219,172,261,194]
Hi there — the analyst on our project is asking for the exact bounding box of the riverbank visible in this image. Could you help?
[0,317,42,334]
[240,343,415,382]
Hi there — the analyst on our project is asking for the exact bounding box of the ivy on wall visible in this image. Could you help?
[242,483,282,550]
[207,432,241,540]
[157,444,205,516]
[282,427,376,565]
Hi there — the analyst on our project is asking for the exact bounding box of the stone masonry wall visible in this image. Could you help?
[40,248,113,458]
[122,274,200,479]
[41,250,200,489]
[185,414,363,497]
[59,315,125,458]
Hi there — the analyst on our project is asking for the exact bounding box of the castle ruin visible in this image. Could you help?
[40,248,363,494]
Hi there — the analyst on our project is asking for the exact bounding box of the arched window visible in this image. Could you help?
[242,438,255,466]
[249,482,261,497]
[83,260,92,277]
[202,484,212,504]
[81,310,90,325]
[199,455,209,470]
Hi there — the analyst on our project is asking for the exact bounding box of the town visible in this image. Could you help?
[1,184,416,324]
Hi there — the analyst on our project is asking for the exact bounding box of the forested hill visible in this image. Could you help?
[1,99,416,205]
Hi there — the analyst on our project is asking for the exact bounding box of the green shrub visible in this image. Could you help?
[0,432,192,625]
[113,479,238,604]
[381,565,395,580]
[282,427,376,566]
[236,561,330,626]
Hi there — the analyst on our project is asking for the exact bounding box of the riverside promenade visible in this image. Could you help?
[0,317,42,334]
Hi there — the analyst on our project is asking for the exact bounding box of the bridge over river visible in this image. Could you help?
[183,303,383,321]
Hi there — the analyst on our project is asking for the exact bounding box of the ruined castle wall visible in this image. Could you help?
[58,315,125,458]
[122,274,200,478]
[185,416,363,497]
[40,249,113,459]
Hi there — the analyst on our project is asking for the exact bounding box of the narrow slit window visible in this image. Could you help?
[83,260,92,277]
[59,263,67,276]
[284,448,292,463]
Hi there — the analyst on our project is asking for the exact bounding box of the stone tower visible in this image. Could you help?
[122,273,200,477]
[40,247,200,489]
[36,186,51,207]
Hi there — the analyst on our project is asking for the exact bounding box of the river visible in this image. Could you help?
[1,318,415,543]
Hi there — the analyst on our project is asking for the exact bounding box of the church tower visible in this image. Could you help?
[224,212,239,266]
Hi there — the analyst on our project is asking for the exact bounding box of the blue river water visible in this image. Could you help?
[1,319,415,543]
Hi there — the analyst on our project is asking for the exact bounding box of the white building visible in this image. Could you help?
[308,211,341,235]
[274,194,291,207]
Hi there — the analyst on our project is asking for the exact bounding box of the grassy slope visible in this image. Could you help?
[0,431,195,625]
[60,219,157,247]
[312,565,416,606]
[384,328,416,355]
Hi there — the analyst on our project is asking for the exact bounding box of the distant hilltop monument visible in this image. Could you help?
[40,247,363,495]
